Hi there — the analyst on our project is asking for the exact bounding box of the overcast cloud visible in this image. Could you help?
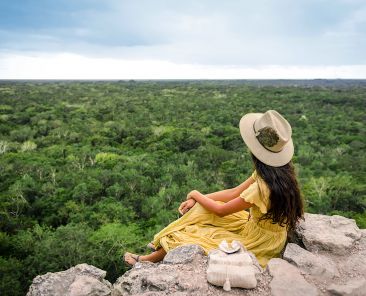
[0,0,365,78]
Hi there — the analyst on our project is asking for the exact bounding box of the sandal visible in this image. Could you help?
[146,242,156,251]
[123,252,140,267]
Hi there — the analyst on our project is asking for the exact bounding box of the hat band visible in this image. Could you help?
[252,121,283,153]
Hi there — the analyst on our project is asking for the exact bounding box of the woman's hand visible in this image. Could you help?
[178,199,196,215]
[186,190,199,201]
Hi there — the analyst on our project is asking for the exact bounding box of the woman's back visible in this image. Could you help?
[240,170,288,233]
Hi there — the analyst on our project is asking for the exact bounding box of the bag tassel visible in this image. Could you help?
[223,277,231,291]
[223,264,231,291]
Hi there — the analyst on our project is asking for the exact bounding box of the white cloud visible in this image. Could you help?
[0,52,365,79]
[1,0,365,77]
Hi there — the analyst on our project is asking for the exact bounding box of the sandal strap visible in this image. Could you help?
[132,254,140,262]
[124,253,141,265]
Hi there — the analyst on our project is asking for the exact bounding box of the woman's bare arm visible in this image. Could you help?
[205,176,255,202]
[188,191,254,217]
[205,188,238,202]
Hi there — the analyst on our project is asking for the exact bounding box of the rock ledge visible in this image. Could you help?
[27,213,365,296]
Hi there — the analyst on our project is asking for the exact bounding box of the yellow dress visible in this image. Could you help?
[152,170,288,268]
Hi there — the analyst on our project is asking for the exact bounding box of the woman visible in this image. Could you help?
[124,110,304,269]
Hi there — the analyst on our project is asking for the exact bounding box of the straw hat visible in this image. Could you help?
[239,110,294,167]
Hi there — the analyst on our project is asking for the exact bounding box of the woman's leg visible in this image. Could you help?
[124,247,167,266]
[140,247,167,262]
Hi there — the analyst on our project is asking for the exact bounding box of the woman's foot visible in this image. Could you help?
[124,247,167,265]
[123,252,140,267]
[147,242,156,251]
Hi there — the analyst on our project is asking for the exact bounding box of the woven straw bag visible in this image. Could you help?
[206,240,262,291]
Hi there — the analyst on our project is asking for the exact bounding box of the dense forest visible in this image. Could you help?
[0,80,365,295]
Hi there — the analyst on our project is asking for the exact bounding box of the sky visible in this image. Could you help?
[0,0,365,79]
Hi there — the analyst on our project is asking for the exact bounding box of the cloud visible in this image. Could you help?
[0,0,365,78]
[1,52,365,79]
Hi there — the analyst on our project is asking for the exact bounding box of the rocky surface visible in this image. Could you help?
[267,258,318,296]
[283,243,339,279]
[292,213,361,255]
[162,244,205,264]
[327,278,366,296]
[27,213,365,296]
[26,263,112,296]
[113,245,268,296]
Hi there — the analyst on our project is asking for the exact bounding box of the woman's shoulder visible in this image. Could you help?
[251,170,258,180]
[252,170,269,191]
[252,170,271,207]
[240,170,271,213]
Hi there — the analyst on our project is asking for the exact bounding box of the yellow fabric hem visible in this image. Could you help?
[151,201,287,270]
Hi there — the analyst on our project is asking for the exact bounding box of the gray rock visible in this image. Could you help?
[343,252,366,277]
[113,245,270,296]
[124,293,189,296]
[69,275,111,296]
[359,229,366,252]
[27,263,112,296]
[267,258,319,296]
[283,243,339,279]
[24,214,366,296]
[327,278,366,296]
[140,273,177,291]
[112,262,209,296]
[163,244,205,264]
[295,213,362,255]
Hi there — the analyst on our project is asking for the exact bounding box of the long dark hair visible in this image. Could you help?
[250,152,304,232]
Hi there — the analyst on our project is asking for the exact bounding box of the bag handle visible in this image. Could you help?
[219,240,244,254]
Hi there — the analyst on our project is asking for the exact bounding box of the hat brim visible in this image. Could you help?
[239,113,294,167]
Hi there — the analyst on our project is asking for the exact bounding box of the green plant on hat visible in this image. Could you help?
[256,127,279,147]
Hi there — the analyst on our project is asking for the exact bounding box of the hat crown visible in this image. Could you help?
[253,110,292,153]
